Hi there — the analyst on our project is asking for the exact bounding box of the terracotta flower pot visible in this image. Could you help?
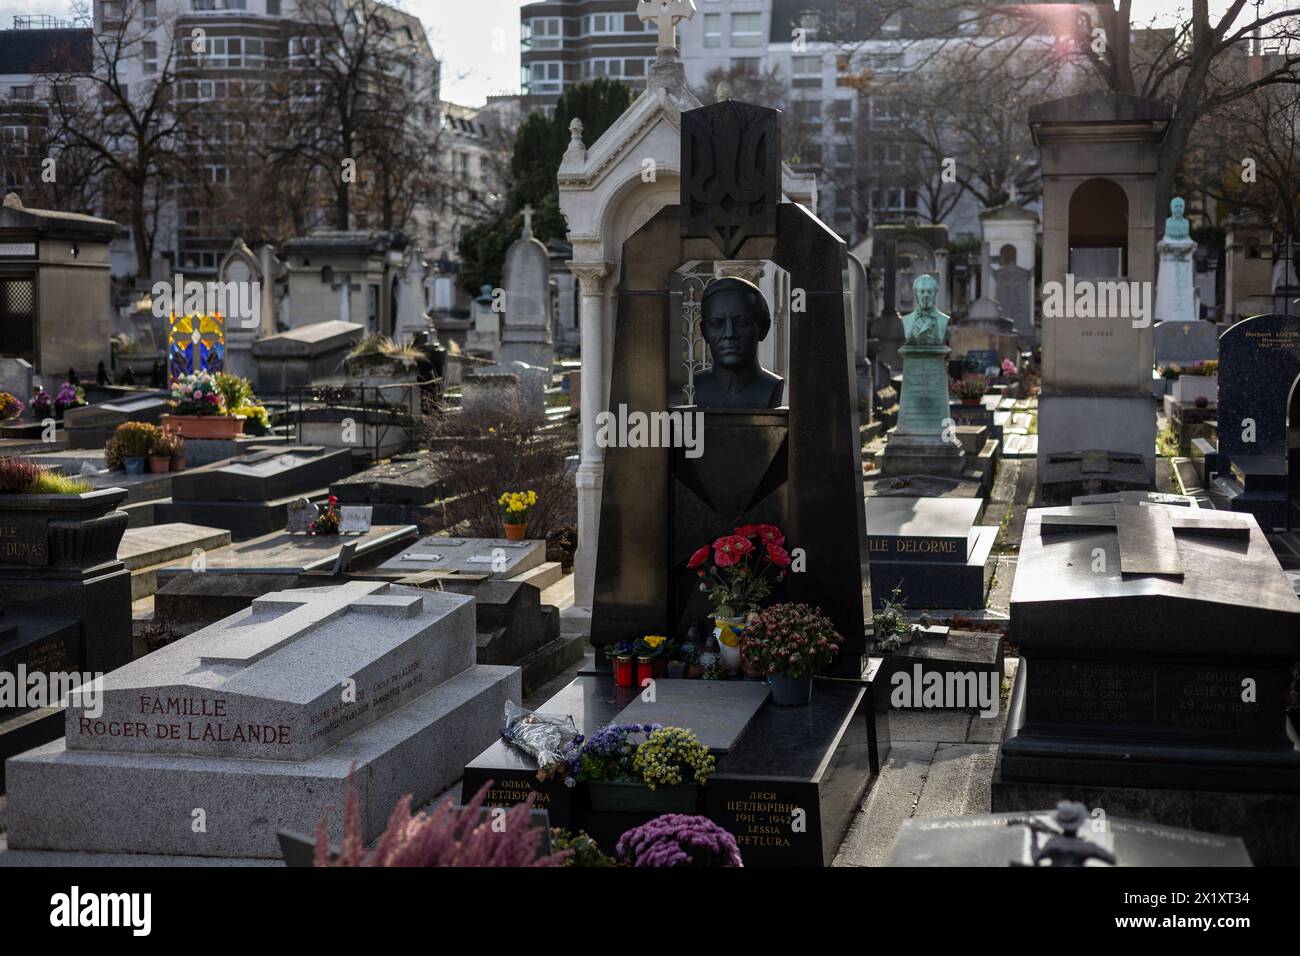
[147,456,170,474]
[160,414,244,440]
[503,522,526,541]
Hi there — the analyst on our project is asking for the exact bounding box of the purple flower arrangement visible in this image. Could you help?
[616,813,743,867]
[574,723,660,784]
[54,381,82,409]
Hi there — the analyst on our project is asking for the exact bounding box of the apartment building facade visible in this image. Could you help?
[87,0,441,278]
[519,0,660,109]
[0,17,94,200]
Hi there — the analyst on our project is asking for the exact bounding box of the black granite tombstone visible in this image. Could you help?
[863,496,996,609]
[590,98,869,676]
[462,665,890,866]
[0,608,81,791]
[994,502,1300,862]
[0,488,132,676]
[1213,313,1300,530]
[156,446,354,539]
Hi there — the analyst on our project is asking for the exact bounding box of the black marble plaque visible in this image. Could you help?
[705,777,821,866]
[460,764,574,829]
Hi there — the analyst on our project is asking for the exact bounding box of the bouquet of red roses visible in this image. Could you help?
[685,523,791,618]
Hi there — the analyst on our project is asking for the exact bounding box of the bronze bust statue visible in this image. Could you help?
[900,273,949,346]
[693,276,785,408]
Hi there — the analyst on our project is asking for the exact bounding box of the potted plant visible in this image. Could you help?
[687,523,791,673]
[149,430,184,473]
[576,723,649,784]
[550,828,615,867]
[950,372,989,406]
[113,421,160,475]
[634,634,672,681]
[0,457,127,569]
[54,381,85,418]
[871,585,916,652]
[0,392,23,421]
[29,387,52,420]
[498,489,536,540]
[230,402,271,436]
[576,724,714,814]
[164,431,187,471]
[213,372,254,412]
[310,495,341,535]
[161,370,245,439]
[740,602,844,706]
[616,814,743,867]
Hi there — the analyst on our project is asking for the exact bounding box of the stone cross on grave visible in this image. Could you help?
[521,204,534,240]
[200,581,423,666]
[637,0,696,52]
[1039,505,1251,577]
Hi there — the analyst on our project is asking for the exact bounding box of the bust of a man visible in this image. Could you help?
[900,273,949,346]
[692,276,785,408]
[1163,196,1190,241]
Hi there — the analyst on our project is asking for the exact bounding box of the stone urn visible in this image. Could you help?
[0,487,128,569]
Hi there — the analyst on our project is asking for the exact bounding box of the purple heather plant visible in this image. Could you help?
[315,771,570,867]
[616,813,743,868]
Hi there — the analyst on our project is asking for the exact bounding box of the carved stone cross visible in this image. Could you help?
[1039,504,1250,577]
[201,581,422,666]
[637,0,696,51]
[521,204,534,239]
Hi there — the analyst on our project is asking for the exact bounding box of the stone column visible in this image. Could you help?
[567,259,611,609]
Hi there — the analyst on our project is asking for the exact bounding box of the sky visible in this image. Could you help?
[0,1,1271,108]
